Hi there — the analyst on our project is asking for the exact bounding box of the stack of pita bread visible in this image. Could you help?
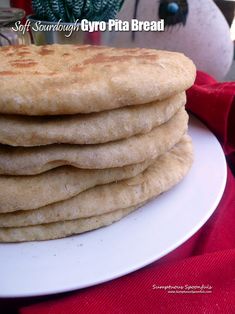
[0,44,196,242]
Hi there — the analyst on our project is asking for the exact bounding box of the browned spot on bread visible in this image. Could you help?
[0,71,18,76]
[17,51,31,56]
[71,65,85,72]
[0,70,56,76]
[1,45,28,53]
[10,60,38,68]
[13,45,28,50]
[63,53,70,57]
[24,71,57,76]
[6,53,14,57]
[13,63,37,68]
[38,48,54,56]
[10,59,35,63]
[1,46,12,51]
[83,53,157,65]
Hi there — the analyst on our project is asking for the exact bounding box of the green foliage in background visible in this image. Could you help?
[32,0,125,22]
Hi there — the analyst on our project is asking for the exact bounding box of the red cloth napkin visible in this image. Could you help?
[14,72,235,313]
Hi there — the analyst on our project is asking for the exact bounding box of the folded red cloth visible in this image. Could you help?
[17,71,235,313]
[187,71,235,174]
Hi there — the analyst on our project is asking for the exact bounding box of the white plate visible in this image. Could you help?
[0,115,227,298]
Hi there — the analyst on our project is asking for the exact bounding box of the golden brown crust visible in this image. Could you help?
[0,45,196,115]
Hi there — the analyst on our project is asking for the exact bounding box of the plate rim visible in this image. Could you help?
[0,115,227,298]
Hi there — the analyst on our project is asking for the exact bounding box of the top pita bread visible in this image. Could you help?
[0,45,196,115]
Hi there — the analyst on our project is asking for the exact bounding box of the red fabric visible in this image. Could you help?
[8,72,235,313]
[10,0,33,16]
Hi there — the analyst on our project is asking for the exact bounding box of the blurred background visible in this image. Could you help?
[215,0,235,80]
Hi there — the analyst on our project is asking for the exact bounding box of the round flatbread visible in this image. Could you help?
[0,206,140,243]
[0,135,193,234]
[0,108,188,175]
[0,93,185,146]
[0,44,196,115]
[0,160,152,213]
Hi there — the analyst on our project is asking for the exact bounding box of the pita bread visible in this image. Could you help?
[0,108,188,175]
[0,93,185,146]
[0,205,141,242]
[0,135,193,231]
[0,160,152,213]
[0,45,196,115]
